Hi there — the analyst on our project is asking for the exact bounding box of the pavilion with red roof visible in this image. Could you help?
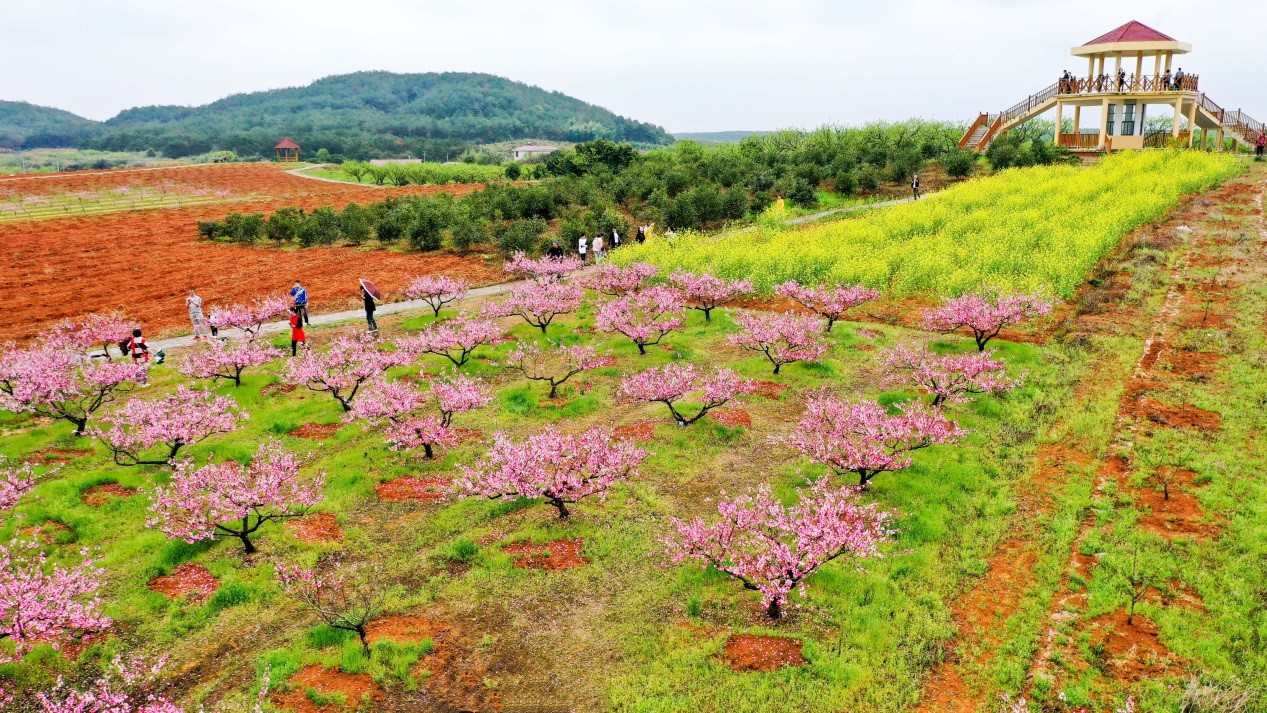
[274,138,300,163]
[958,21,1263,154]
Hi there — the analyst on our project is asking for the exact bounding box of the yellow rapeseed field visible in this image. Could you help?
[614,151,1241,297]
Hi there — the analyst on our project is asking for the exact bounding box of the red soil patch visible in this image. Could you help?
[366,614,442,644]
[711,407,752,428]
[614,420,656,442]
[288,423,341,440]
[57,630,109,661]
[261,382,298,396]
[285,513,343,543]
[148,563,218,601]
[82,482,138,507]
[1163,349,1222,377]
[450,427,484,445]
[273,664,383,713]
[32,447,94,465]
[503,538,588,570]
[18,520,73,544]
[1082,610,1185,684]
[720,634,806,672]
[0,163,501,344]
[1025,444,1092,513]
[751,380,787,399]
[1135,399,1221,430]
[374,476,450,502]
[1130,467,1216,539]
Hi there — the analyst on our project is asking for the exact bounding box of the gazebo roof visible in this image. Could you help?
[274,137,300,150]
[1071,21,1190,57]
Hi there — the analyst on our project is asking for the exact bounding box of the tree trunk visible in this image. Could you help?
[357,626,371,655]
[71,416,88,436]
[240,532,256,554]
[423,443,434,459]
[548,382,559,399]
[825,317,836,334]
[766,599,781,620]
[772,362,781,374]
[552,499,570,520]
[703,307,713,322]
[636,343,647,355]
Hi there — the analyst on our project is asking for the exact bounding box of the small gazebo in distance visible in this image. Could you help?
[274,138,301,163]
[960,21,1264,154]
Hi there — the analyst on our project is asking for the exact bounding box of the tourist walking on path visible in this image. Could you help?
[912,174,921,200]
[128,328,151,386]
[611,227,621,249]
[547,240,565,259]
[186,288,210,340]
[592,234,604,262]
[289,306,307,356]
[1256,133,1265,159]
[578,235,588,262]
[634,225,645,245]
[290,280,310,326]
[362,284,378,333]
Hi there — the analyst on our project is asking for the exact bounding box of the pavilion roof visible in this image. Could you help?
[1084,21,1175,46]
[274,137,300,149]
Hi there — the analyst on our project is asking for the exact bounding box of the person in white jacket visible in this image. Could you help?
[578,236,588,261]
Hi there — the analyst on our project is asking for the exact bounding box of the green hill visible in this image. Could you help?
[3,72,673,159]
[0,100,102,150]
[671,130,773,144]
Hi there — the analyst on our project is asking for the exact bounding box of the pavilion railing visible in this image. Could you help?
[1057,73,1199,96]
[1057,132,1101,149]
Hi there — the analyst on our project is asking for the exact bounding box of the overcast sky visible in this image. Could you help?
[2,0,1262,132]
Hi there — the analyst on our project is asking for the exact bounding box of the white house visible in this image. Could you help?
[511,144,559,161]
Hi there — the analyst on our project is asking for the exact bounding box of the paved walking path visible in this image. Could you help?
[786,194,919,224]
[283,164,385,187]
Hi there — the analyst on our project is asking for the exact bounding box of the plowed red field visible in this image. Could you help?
[0,163,501,343]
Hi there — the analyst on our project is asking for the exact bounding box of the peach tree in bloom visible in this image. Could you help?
[922,291,1053,351]
[283,332,410,411]
[663,479,897,619]
[0,343,144,434]
[881,343,1018,407]
[405,275,470,317]
[176,339,282,387]
[595,286,687,355]
[89,386,247,467]
[398,316,506,368]
[277,560,388,655]
[147,440,323,554]
[482,281,584,334]
[347,375,491,458]
[458,427,646,519]
[783,392,965,487]
[500,342,612,398]
[504,251,584,283]
[727,311,829,374]
[669,270,753,322]
[208,296,290,342]
[618,363,757,425]
[0,458,40,511]
[46,312,134,360]
[578,262,659,296]
[0,538,109,664]
[775,280,881,334]
[35,654,186,713]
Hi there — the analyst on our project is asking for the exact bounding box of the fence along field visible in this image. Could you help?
[613,151,1241,297]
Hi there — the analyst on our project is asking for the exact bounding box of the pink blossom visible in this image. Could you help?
[282,332,410,411]
[346,375,490,458]
[176,339,282,387]
[432,372,494,426]
[397,316,506,367]
[500,342,611,398]
[782,392,966,487]
[662,479,897,619]
[923,291,1053,351]
[727,311,829,374]
[0,458,41,511]
[482,281,584,333]
[775,280,880,333]
[208,296,290,342]
[36,654,184,713]
[147,440,324,553]
[0,537,109,662]
[45,312,134,358]
[88,386,247,467]
[669,270,753,322]
[405,275,470,317]
[503,251,584,282]
[277,561,387,655]
[595,286,687,355]
[458,427,646,519]
[881,343,1018,406]
[578,262,659,296]
[617,362,757,425]
[0,344,144,434]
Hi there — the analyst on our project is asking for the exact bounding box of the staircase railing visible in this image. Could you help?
[978,114,1006,150]
[1224,109,1265,141]
[958,113,990,149]
[1002,83,1059,124]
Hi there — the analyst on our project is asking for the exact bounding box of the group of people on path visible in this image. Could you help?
[182,280,317,358]
[575,224,653,262]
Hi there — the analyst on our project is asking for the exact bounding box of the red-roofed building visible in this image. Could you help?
[957,23,1264,154]
[274,138,300,163]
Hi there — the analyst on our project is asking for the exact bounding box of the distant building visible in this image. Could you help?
[511,144,558,161]
[274,138,301,163]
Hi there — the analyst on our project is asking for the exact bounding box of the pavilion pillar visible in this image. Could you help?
[1096,55,1105,80]
[1216,128,1224,152]
[1087,56,1095,83]
[1055,101,1064,145]
[1073,105,1082,136]
[1114,53,1122,86]
[1152,52,1161,87]
[1134,52,1143,90]
[1164,52,1173,72]
[1172,100,1183,138]
[1187,100,1198,148]
[1099,97,1111,149]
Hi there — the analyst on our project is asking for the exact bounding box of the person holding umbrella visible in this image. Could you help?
[360,278,380,333]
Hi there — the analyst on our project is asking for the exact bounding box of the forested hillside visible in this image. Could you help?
[0,100,102,150]
[1,72,673,159]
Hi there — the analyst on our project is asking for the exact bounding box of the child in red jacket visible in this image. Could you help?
[289,307,307,356]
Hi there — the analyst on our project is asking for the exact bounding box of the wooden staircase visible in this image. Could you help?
[960,83,1060,152]
[1196,93,1265,148]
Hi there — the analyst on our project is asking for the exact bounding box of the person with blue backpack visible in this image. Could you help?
[290,280,310,326]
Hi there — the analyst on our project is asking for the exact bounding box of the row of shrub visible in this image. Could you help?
[338,161,512,186]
